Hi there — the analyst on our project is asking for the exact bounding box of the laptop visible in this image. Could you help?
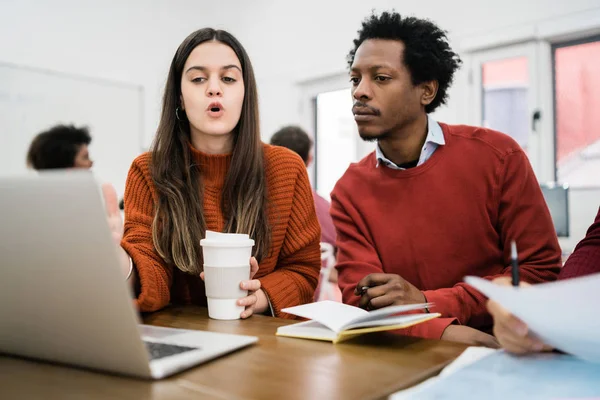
[0,171,258,379]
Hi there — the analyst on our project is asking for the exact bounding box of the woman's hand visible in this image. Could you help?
[101,183,132,280]
[487,277,553,354]
[200,257,269,319]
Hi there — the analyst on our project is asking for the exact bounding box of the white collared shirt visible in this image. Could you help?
[376,115,445,170]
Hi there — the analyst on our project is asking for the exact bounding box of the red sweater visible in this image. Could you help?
[330,123,561,339]
[560,207,600,280]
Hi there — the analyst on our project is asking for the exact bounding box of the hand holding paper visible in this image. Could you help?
[466,273,600,363]
[487,277,553,354]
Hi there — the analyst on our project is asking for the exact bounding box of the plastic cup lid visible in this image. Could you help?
[200,230,255,247]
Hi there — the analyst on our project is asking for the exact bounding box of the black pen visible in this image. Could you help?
[511,240,520,287]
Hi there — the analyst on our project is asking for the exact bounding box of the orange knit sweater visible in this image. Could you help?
[121,143,321,319]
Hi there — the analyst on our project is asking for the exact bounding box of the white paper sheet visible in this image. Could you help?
[389,347,498,400]
[465,273,600,363]
[390,350,600,400]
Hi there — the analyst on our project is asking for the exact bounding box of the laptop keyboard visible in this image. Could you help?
[144,341,200,360]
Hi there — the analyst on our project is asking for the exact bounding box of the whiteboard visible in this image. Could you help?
[0,62,144,198]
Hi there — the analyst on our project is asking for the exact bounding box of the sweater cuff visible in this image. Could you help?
[422,288,456,318]
[121,241,169,313]
[263,292,274,316]
[397,317,457,340]
[259,270,312,319]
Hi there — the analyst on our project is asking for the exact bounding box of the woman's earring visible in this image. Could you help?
[176,107,185,121]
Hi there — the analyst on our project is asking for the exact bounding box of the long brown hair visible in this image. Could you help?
[150,28,270,274]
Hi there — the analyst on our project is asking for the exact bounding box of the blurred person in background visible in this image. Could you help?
[269,126,336,251]
[270,125,341,301]
[26,124,93,170]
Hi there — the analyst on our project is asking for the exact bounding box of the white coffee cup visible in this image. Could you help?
[200,231,255,320]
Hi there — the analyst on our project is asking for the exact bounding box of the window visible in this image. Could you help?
[468,35,600,189]
[314,88,356,201]
[467,43,544,177]
[553,37,600,187]
[465,26,600,246]
[482,57,530,152]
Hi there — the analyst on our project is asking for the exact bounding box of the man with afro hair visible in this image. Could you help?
[330,11,561,346]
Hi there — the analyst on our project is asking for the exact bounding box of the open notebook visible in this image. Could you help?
[276,301,440,343]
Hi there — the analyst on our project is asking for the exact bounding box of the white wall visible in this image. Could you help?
[3,0,598,148]
[0,0,225,149]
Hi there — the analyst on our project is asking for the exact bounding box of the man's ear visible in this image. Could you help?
[420,80,439,107]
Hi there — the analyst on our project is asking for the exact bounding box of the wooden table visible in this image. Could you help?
[0,306,468,400]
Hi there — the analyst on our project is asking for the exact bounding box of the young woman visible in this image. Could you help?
[104,28,321,319]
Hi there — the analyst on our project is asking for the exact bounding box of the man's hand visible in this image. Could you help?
[441,325,500,348]
[355,273,426,310]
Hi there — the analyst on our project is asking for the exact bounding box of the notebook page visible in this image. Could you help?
[281,301,368,333]
[346,303,432,328]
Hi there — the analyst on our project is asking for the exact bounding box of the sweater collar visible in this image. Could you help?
[188,143,232,188]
